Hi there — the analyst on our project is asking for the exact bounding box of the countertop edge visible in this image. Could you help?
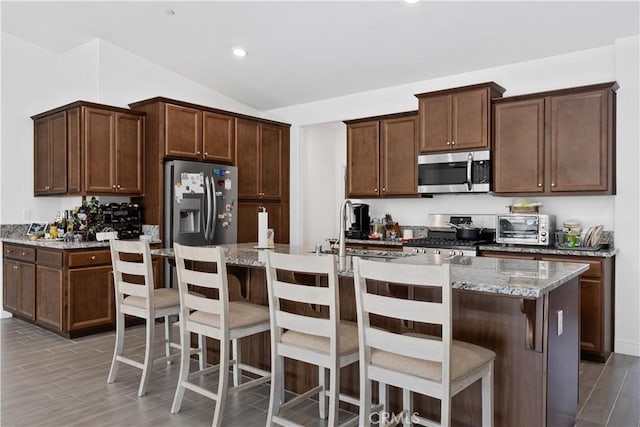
[478,244,618,258]
[1,237,162,249]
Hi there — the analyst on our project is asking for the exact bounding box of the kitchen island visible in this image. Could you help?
[153,243,588,427]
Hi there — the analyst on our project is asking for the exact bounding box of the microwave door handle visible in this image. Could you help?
[466,153,473,191]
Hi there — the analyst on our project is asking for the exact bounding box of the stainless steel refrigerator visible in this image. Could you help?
[164,160,238,247]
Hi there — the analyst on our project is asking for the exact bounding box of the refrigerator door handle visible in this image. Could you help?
[204,176,212,242]
[210,178,218,242]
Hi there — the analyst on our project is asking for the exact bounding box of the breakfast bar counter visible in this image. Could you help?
[153,243,587,427]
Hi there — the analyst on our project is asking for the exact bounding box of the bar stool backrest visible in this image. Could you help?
[110,239,155,317]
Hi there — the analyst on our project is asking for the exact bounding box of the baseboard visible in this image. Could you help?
[1,310,13,319]
[615,339,640,357]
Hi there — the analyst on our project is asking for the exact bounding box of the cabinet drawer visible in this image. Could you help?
[3,245,36,262]
[37,249,63,267]
[540,256,602,279]
[68,250,111,268]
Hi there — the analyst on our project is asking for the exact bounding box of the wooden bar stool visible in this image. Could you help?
[170,244,271,427]
[107,240,205,397]
[265,251,360,427]
[353,257,496,427]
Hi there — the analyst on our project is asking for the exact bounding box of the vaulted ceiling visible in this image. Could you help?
[2,1,638,111]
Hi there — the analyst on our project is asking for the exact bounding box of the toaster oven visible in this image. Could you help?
[496,214,555,246]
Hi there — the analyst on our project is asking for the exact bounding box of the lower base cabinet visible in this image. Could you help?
[3,243,161,338]
[481,250,614,362]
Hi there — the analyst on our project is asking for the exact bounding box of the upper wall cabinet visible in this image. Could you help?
[129,98,235,164]
[415,82,505,153]
[32,102,144,196]
[345,111,418,198]
[164,103,235,164]
[493,82,617,195]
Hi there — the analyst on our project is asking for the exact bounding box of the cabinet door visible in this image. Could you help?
[380,115,417,196]
[84,107,115,192]
[33,117,51,195]
[418,94,451,153]
[34,112,67,195]
[579,278,603,354]
[549,89,611,192]
[493,99,545,193]
[347,121,380,197]
[165,104,201,159]
[237,202,283,244]
[236,118,261,199]
[3,259,20,314]
[115,112,144,194]
[36,265,63,330]
[260,124,283,200]
[451,88,489,151]
[68,265,114,331]
[67,107,82,193]
[203,112,235,164]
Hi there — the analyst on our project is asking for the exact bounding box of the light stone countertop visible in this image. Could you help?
[1,237,162,250]
[152,243,588,299]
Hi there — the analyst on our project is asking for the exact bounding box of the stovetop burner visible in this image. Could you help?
[404,237,488,248]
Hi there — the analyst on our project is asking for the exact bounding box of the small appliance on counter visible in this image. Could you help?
[496,214,555,246]
[345,203,370,239]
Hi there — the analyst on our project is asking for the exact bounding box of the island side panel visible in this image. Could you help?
[546,276,580,427]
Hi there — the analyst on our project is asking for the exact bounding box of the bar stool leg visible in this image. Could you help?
[359,371,373,427]
[267,354,285,424]
[107,311,125,384]
[164,315,172,361]
[482,362,494,427]
[138,317,155,397]
[441,397,451,427]
[232,338,241,386]
[327,364,339,426]
[212,341,230,427]
[199,334,207,370]
[319,366,327,419]
[403,389,412,427]
[171,319,191,414]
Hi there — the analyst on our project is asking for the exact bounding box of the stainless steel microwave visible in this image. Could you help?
[496,214,556,246]
[417,150,491,194]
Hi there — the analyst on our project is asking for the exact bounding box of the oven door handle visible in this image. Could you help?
[466,153,473,191]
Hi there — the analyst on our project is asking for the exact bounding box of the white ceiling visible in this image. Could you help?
[2,1,639,111]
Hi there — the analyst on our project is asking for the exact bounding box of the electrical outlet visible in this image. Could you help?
[557,310,563,336]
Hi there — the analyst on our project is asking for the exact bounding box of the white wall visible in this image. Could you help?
[268,40,640,356]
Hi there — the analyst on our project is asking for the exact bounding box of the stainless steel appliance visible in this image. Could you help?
[164,160,238,247]
[417,150,491,194]
[403,214,496,257]
[496,214,555,246]
[345,203,370,239]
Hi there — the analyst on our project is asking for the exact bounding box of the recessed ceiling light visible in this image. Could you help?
[403,0,419,3]
[165,9,175,15]
[233,48,247,57]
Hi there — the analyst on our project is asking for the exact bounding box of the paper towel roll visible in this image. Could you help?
[258,211,269,247]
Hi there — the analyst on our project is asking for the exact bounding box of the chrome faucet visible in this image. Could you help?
[338,199,353,258]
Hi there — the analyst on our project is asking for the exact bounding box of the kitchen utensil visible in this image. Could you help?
[447,222,483,240]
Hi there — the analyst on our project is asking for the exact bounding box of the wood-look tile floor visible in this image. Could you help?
[1,317,638,426]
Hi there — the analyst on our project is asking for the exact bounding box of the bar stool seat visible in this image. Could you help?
[370,333,496,382]
[281,320,359,355]
[189,301,270,329]
[122,288,180,310]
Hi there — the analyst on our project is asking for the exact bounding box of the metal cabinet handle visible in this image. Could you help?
[451,141,456,145]
[204,152,208,156]
[446,141,451,145]
[21,252,26,256]
[44,185,50,190]
[91,256,96,261]
[538,183,543,187]
[13,265,19,270]
[116,184,121,189]
[551,183,556,187]
[382,187,386,192]
[112,184,116,189]
[374,188,378,192]
[197,151,201,155]
[5,249,10,254]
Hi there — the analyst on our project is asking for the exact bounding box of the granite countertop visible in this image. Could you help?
[151,243,588,299]
[344,237,617,258]
[1,236,162,249]
[478,243,618,258]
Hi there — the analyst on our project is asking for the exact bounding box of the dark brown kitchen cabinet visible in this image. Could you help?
[493,82,617,195]
[33,111,68,195]
[236,118,286,201]
[345,111,418,198]
[3,244,36,321]
[129,96,290,244]
[415,82,505,153]
[32,101,144,196]
[481,250,614,362]
[164,103,235,164]
[36,264,64,331]
[84,107,144,194]
[237,202,288,244]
